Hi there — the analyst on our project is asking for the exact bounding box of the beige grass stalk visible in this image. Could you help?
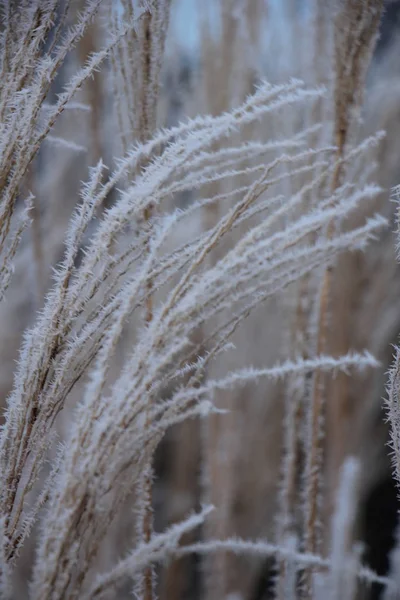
[78,18,103,164]
[303,0,384,590]
[139,10,156,600]
[276,6,331,597]
[112,4,171,599]
[195,4,242,597]
[196,3,269,596]
[107,4,171,597]
[25,164,45,304]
